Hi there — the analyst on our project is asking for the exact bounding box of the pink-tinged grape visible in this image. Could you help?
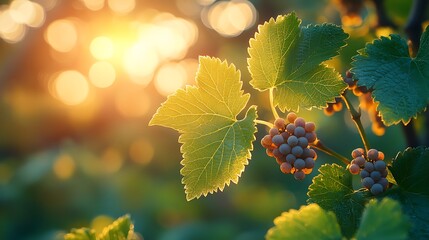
[261,135,272,148]
[287,135,298,147]
[294,170,306,180]
[377,151,385,161]
[374,160,386,171]
[287,112,297,123]
[269,128,279,136]
[286,124,296,134]
[274,118,286,130]
[367,149,379,161]
[298,137,308,148]
[304,158,315,169]
[362,177,375,189]
[286,154,296,164]
[294,127,306,137]
[360,169,369,178]
[349,164,360,175]
[275,156,285,165]
[351,148,364,158]
[281,132,290,141]
[272,135,284,146]
[294,117,306,127]
[370,183,384,195]
[353,156,366,167]
[364,161,374,172]
[292,146,303,157]
[294,158,305,170]
[378,178,389,189]
[273,148,283,158]
[305,132,317,143]
[305,122,316,132]
[279,143,291,155]
[370,171,382,182]
[280,162,292,174]
[266,148,274,157]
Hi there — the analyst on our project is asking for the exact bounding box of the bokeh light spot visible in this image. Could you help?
[107,0,135,14]
[129,138,154,165]
[101,147,123,173]
[115,88,151,117]
[90,36,114,60]
[154,62,187,96]
[82,0,105,11]
[123,42,160,78]
[54,70,89,105]
[53,154,76,180]
[88,61,116,88]
[45,19,78,52]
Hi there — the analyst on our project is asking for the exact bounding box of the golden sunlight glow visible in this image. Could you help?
[90,36,114,60]
[207,0,257,37]
[82,0,105,11]
[154,62,187,96]
[115,88,151,117]
[91,215,114,235]
[54,70,89,105]
[107,0,135,15]
[53,154,76,180]
[101,147,123,173]
[341,15,363,27]
[9,0,45,27]
[45,19,78,52]
[197,0,216,6]
[129,138,154,165]
[179,58,199,85]
[123,42,160,78]
[375,27,394,38]
[88,61,116,88]
[0,9,26,43]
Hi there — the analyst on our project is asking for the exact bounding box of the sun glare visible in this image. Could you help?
[154,62,187,96]
[90,36,115,60]
[45,19,78,52]
[54,70,89,105]
[88,61,116,88]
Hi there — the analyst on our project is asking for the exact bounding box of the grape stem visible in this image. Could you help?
[254,119,274,128]
[341,91,371,153]
[269,88,280,120]
[311,139,350,165]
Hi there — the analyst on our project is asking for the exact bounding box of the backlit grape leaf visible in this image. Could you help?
[351,26,429,125]
[98,215,133,240]
[248,12,348,111]
[150,57,257,201]
[307,164,371,238]
[389,147,429,195]
[354,198,409,240]
[64,228,96,240]
[266,204,342,240]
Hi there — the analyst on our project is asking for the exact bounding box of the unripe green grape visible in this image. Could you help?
[286,124,295,134]
[292,145,303,157]
[349,164,360,175]
[287,112,297,123]
[353,156,366,167]
[360,169,369,178]
[274,118,286,130]
[294,117,306,127]
[294,170,306,180]
[351,148,364,158]
[362,177,374,189]
[287,135,298,147]
[286,154,296,164]
[294,158,305,170]
[269,128,279,136]
[272,135,284,146]
[367,149,379,161]
[364,161,374,172]
[298,137,308,148]
[370,183,384,195]
[280,162,292,174]
[304,157,315,169]
[374,160,386,171]
[305,132,317,143]
[294,127,306,137]
[279,143,291,155]
[370,170,382,182]
[305,122,316,132]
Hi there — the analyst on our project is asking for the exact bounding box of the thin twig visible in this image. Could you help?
[311,139,350,165]
[370,0,397,29]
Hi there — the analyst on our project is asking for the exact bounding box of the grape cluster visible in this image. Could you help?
[348,148,389,195]
[344,70,386,136]
[261,112,318,180]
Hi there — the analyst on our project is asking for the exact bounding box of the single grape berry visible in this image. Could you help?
[274,118,286,130]
[294,170,306,180]
[280,162,293,174]
[370,183,384,195]
[294,127,306,137]
[367,149,379,161]
[349,164,360,175]
[294,158,305,170]
[298,137,308,148]
[362,177,375,189]
[364,161,374,172]
[272,135,284,146]
[286,154,296,164]
[360,169,369,178]
[370,171,382,182]
[304,158,315,168]
[353,156,366,167]
[291,146,303,157]
[269,128,279,136]
[287,135,298,147]
[287,112,297,123]
[305,122,316,132]
[351,148,364,158]
[305,132,317,143]
[286,124,296,134]
[374,160,386,171]
[294,117,306,127]
[279,143,291,155]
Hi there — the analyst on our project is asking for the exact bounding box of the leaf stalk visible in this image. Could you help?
[311,139,350,165]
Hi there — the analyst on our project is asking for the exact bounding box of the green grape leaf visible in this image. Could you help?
[354,198,409,240]
[266,204,342,240]
[98,215,133,240]
[149,56,257,201]
[248,12,348,111]
[64,228,96,240]
[351,26,429,125]
[307,164,370,238]
[389,146,429,195]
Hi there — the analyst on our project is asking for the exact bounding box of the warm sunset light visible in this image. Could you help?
[115,88,151,117]
[54,70,89,105]
[123,42,160,79]
[154,62,187,96]
[90,36,114,60]
[81,0,105,11]
[107,0,135,15]
[53,154,76,180]
[45,19,78,52]
[88,61,116,88]
[0,9,26,43]
[9,0,45,27]
[129,138,154,165]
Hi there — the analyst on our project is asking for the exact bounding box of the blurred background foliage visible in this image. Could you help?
[0,0,424,239]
